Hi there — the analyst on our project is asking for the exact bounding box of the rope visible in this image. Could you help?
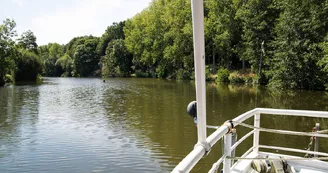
[226,156,328,161]
[231,121,328,137]
[227,121,328,159]
[304,127,315,158]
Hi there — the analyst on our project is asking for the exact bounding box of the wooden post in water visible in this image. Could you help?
[314,123,320,157]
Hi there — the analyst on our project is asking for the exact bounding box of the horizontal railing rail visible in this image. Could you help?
[255,108,328,118]
[172,108,328,173]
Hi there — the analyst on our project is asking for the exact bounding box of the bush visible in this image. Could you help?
[156,65,167,78]
[216,68,229,82]
[135,70,151,78]
[175,69,191,80]
[61,71,71,77]
[15,51,42,81]
[206,65,215,81]
[228,70,258,84]
[252,75,260,84]
[36,74,43,83]
[229,72,246,83]
[245,76,253,83]
[4,74,15,83]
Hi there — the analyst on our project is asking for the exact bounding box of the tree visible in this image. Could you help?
[73,37,100,77]
[319,34,328,87]
[161,0,194,79]
[14,50,42,81]
[125,0,194,79]
[235,0,278,76]
[269,0,328,89]
[17,30,38,54]
[97,21,125,57]
[55,54,73,77]
[102,39,133,77]
[42,43,64,76]
[0,18,17,86]
[205,0,241,70]
[38,45,50,63]
[49,42,63,59]
[125,9,159,76]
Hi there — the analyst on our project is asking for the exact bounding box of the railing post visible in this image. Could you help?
[314,123,320,157]
[253,113,260,154]
[223,133,232,173]
[231,129,237,165]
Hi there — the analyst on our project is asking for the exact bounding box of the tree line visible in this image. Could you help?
[1,0,328,90]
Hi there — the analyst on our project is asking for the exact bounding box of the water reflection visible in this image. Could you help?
[0,85,40,170]
[0,78,328,173]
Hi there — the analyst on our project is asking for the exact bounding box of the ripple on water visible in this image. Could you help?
[0,78,197,173]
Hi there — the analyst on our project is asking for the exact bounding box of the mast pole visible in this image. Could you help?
[191,0,207,145]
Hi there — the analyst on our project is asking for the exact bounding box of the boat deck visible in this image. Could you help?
[172,108,328,173]
[231,151,328,173]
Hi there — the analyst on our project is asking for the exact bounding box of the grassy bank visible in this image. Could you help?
[212,68,258,85]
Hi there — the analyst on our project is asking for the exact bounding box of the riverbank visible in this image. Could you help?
[207,68,258,84]
[2,68,326,91]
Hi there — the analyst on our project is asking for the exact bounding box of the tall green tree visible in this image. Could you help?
[43,43,64,76]
[205,0,241,70]
[235,0,278,76]
[17,30,38,54]
[269,0,328,89]
[38,45,50,62]
[125,11,152,76]
[73,37,100,77]
[97,21,125,57]
[14,49,42,81]
[161,0,194,79]
[55,54,73,77]
[125,0,194,79]
[102,39,133,77]
[319,34,328,88]
[65,36,90,58]
[0,19,16,86]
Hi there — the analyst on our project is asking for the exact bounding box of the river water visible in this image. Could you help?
[0,77,328,173]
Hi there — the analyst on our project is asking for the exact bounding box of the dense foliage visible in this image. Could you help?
[0,19,16,85]
[1,0,328,90]
[0,19,41,84]
[102,39,133,77]
[123,0,328,89]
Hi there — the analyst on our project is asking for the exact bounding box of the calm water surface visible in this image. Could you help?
[1,78,328,172]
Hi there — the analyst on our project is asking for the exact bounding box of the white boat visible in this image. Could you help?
[171,0,328,172]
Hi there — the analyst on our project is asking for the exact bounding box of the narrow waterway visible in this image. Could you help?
[0,78,328,172]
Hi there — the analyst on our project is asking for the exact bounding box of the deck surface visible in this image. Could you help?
[230,151,328,173]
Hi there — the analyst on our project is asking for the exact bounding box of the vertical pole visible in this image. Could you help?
[253,114,260,154]
[314,123,320,157]
[231,129,237,165]
[191,0,207,145]
[223,134,232,173]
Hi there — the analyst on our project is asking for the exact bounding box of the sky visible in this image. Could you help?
[0,0,151,45]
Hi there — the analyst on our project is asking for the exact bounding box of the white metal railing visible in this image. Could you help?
[172,108,328,173]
